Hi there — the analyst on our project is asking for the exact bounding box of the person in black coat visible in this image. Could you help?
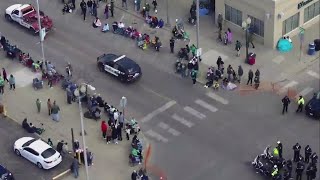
[247,69,254,86]
[293,143,302,162]
[282,96,291,114]
[277,141,283,159]
[305,145,312,163]
[111,124,118,144]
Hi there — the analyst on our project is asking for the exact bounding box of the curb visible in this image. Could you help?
[2,113,72,180]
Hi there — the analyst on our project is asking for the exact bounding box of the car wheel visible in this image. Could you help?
[98,64,104,72]
[5,14,12,22]
[37,162,43,169]
[15,149,21,156]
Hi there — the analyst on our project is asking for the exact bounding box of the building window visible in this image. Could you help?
[248,15,264,37]
[282,13,300,35]
[304,1,320,23]
[225,4,242,26]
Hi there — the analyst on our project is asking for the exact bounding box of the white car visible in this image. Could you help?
[13,137,62,169]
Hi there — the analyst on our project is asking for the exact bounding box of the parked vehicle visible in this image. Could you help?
[14,137,62,169]
[305,91,320,119]
[5,4,53,34]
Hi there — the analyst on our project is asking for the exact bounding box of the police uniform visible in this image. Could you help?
[293,143,301,162]
[305,145,312,163]
[296,96,305,113]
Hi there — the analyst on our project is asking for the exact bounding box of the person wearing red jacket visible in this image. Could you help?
[101,121,108,139]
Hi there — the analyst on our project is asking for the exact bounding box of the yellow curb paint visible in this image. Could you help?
[52,169,71,180]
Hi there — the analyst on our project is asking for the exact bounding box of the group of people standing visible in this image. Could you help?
[272,141,318,180]
[281,95,305,115]
[0,67,16,94]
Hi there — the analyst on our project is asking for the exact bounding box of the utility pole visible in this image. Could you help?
[166,0,170,26]
[79,97,90,180]
[35,0,46,70]
[196,0,200,48]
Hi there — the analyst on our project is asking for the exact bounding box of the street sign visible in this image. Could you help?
[120,96,127,108]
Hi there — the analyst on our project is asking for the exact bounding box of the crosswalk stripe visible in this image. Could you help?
[183,106,206,119]
[307,70,320,79]
[278,81,298,94]
[145,129,169,143]
[140,101,176,123]
[272,55,285,64]
[295,87,314,98]
[195,99,218,113]
[171,114,194,128]
[157,121,181,136]
[206,92,229,105]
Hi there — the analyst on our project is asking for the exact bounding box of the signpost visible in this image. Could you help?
[120,96,127,121]
[299,27,305,61]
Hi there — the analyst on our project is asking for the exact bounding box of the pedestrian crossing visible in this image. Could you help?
[142,92,229,143]
[277,69,319,99]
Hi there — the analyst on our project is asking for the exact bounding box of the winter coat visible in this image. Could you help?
[3,70,7,79]
[255,70,260,77]
[235,41,242,50]
[106,127,112,137]
[101,121,107,132]
[237,66,243,76]
[227,66,232,75]
[248,70,254,78]
[9,76,15,85]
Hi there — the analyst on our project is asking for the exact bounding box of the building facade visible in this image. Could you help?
[215,0,320,48]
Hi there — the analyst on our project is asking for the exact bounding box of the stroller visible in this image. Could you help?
[33,78,44,90]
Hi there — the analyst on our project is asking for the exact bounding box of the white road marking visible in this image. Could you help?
[278,81,298,94]
[195,99,218,113]
[171,114,194,128]
[295,87,314,98]
[272,55,285,64]
[206,92,229,105]
[145,129,169,143]
[307,70,320,79]
[120,15,125,22]
[141,101,176,123]
[183,106,206,119]
[157,122,181,136]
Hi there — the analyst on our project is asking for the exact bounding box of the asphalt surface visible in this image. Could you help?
[0,0,319,180]
[0,117,73,180]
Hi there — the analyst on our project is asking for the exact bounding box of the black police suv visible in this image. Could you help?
[0,164,14,180]
[305,91,320,120]
[97,54,141,82]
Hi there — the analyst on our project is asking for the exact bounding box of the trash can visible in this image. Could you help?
[308,43,315,55]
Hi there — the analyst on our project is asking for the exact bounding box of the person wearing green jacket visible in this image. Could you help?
[0,75,4,94]
[191,69,198,84]
[190,44,197,57]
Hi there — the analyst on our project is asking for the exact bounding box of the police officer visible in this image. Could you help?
[283,168,290,180]
[296,95,305,113]
[286,159,293,178]
[305,145,312,163]
[296,160,304,180]
[311,152,318,165]
[306,164,314,180]
[293,143,302,162]
[277,141,283,159]
[282,96,291,114]
[271,165,279,178]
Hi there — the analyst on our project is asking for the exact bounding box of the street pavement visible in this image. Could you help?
[0,116,72,180]
[0,54,148,180]
[0,0,319,179]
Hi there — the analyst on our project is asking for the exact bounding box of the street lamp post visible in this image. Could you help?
[75,83,96,180]
[165,0,170,27]
[35,0,46,70]
[196,0,200,48]
[242,17,251,63]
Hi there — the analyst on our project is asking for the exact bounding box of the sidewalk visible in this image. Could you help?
[108,0,319,89]
[0,55,149,180]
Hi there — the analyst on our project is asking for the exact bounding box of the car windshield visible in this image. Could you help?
[22,139,37,147]
[41,148,56,159]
